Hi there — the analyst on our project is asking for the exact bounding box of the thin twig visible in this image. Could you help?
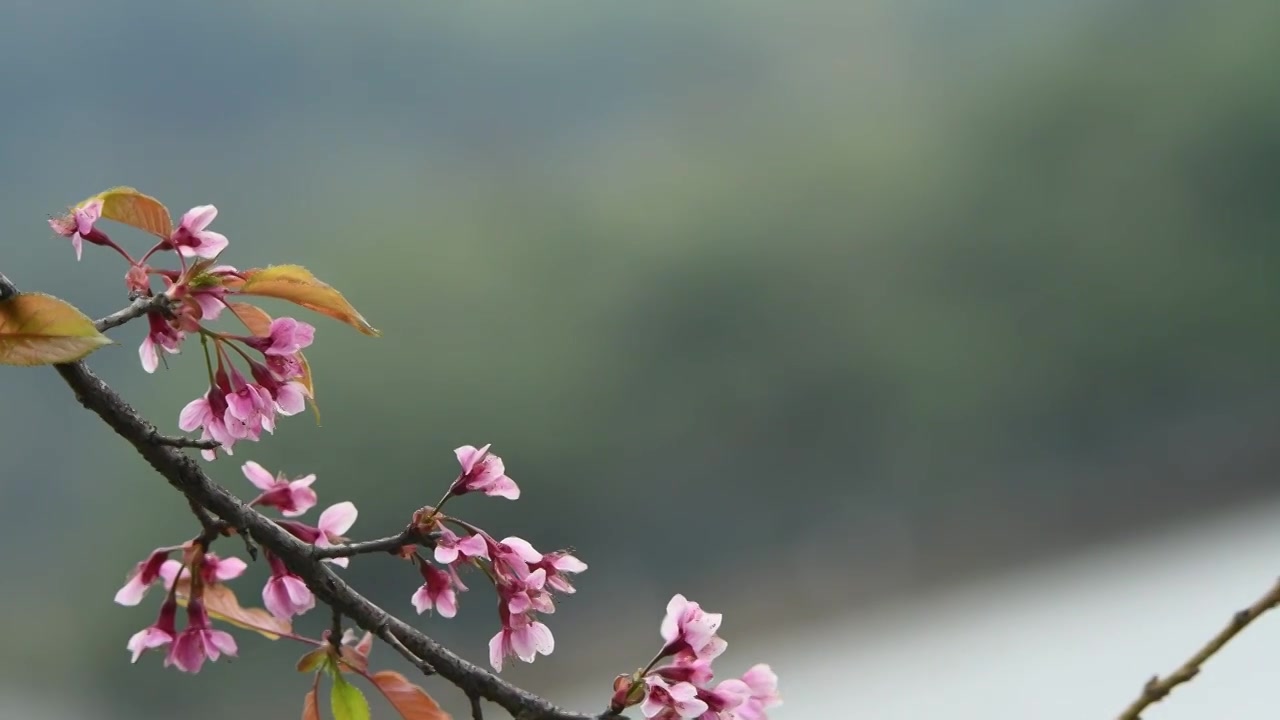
[312,526,433,559]
[188,498,226,545]
[1116,576,1280,719]
[330,608,344,652]
[470,692,484,720]
[375,619,436,677]
[94,294,173,333]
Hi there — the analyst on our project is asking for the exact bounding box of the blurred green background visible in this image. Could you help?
[2,1,1279,718]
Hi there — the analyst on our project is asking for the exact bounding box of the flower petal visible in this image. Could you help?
[181,205,218,232]
[241,460,277,490]
[318,501,357,536]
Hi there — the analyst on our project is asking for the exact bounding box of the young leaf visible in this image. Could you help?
[227,301,320,421]
[0,293,112,366]
[303,678,321,720]
[336,645,369,674]
[331,674,372,720]
[370,671,451,720]
[236,265,380,336]
[92,187,172,238]
[297,647,330,674]
[173,580,293,640]
[352,631,374,661]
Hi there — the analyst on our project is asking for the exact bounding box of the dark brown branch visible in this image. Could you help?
[330,608,344,652]
[36,322,622,719]
[1116,577,1280,719]
[151,431,221,450]
[312,526,433,559]
[470,692,484,720]
[188,498,226,545]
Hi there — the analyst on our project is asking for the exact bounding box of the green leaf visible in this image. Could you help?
[235,265,380,336]
[331,673,372,720]
[0,293,112,366]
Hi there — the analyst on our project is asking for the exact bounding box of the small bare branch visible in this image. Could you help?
[312,526,433,559]
[94,294,174,333]
[1116,577,1280,719]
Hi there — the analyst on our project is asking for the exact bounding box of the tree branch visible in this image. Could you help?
[20,299,623,718]
[94,293,173,333]
[312,526,432,559]
[1116,576,1280,719]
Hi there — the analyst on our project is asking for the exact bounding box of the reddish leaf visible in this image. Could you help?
[227,301,272,336]
[237,265,380,336]
[227,301,320,420]
[0,293,112,366]
[371,671,451,720]
[203,583,293,639]
[353,631,374,661]
[297,647,330,673]
[337,645,368,674]
[173,580,292,640]
[93,187,172,238]
[303,682,321,720]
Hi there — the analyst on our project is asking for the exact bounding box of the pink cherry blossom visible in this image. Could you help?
[696,678,751,717]
[247,360,308,416]
[127,598,178,663]
[139,312,185,373]
[165,599,237,673]
[660,594,727,662]
[263,554,315,619]
[502,568,555,616]
[490,536,543,581]
[158,553,247,590]
[114,549,173,606]
[535,550,588,594]
[450,444,520,499]
[242,460,317,517]
[433,528,490,565]
[264,352,305,381]
[733,664,781,720]
[488,609,554,672]
[179,383,245,458]
[170,205,229,259]
[654,656,715,687]
[49,200,106,261]
[279,502,358,568]
[244,317,315,356]
[411,563,459,618]
[641,678,708,719]
[225,367,276,435]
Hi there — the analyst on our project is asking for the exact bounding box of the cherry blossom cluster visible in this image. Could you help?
[608,595,781,720]
[114,461,356,670]
[406,444,588,671]
[50,198,317,460]
[51,188,780,718]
